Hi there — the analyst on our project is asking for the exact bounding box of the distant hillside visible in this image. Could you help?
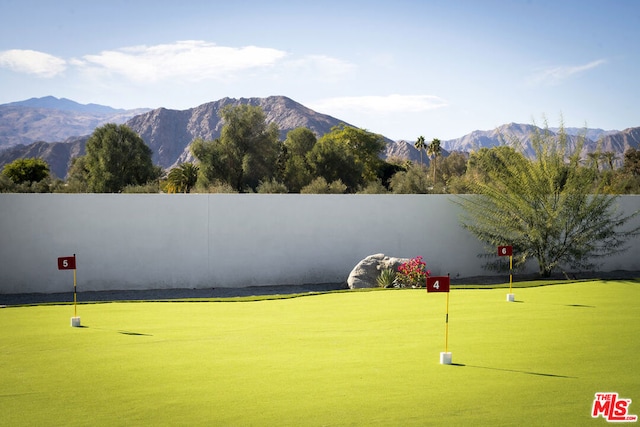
[441,123,640,167]
[4,96,129,114]
[0,96,150,147]
[383,140,450,165]
[551,127,619,141]
[0,96,362,177]
[597,127,640,159]
[125,96,361,169]
[0,95,638,179]
[0,136,87,179]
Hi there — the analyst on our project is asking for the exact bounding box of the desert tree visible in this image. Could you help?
[2,158,50,185]
[457,121,640,277]
[83,123,160,193]
[191,105,280,192]
[438,151,467,189]
[0,158,54,193]
[307,125,386,192]
[389,162,431,194]
[282,127,317,192]
[608,147,640,194]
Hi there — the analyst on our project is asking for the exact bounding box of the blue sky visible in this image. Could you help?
[0,0,638,141]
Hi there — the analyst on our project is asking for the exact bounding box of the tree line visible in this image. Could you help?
[2,104,640,194]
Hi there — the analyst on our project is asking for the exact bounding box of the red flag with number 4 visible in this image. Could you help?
[57,256,76,270]
[426,276,450,293]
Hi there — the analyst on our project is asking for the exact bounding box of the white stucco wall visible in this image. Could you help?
[0,194,638,294]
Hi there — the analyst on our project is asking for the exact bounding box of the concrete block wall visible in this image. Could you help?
[0,194,638,294]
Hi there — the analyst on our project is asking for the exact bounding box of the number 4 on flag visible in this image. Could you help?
[426,276,450,293]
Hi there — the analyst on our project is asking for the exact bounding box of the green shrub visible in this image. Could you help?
[376,268,397,288]
[257,179,288,193]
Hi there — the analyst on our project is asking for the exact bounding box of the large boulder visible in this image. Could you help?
[347,253,411,289]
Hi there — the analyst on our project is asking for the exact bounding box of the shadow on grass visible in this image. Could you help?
[118,331,153,336]
[75,325,153,336]
[450,363,576,379]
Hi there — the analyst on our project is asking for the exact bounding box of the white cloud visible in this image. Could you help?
[529,59,607,85]
[0,49,66,78]
[75,40,288,83]
[310,94,448,114]
[283,54,357,81]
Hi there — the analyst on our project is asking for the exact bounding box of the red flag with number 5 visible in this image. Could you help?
[57,256,76,270]
[426,276,450,293]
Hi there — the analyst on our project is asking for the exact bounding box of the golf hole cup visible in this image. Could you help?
[71,316,81,327]
[440,352,452,365]
[506,293,515,302]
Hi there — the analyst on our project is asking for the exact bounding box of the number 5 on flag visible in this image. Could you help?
[58,256,76,270]
[427,276,450,293]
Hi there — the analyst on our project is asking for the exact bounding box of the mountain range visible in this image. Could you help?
[0,96,638,179]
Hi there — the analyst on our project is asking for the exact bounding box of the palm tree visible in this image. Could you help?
[602,151,617,170]
[427,138,442,185]
[166,162,199,193]
[414,135,426,166]
[587,152,601,172]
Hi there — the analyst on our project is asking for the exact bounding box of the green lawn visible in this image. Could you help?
[1,280,638,426]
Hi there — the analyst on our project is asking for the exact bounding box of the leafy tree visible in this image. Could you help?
[282,127,317,192]
[457,123,640,277]
[166,162,199,193]
[63,156,89,192]
[83,123,160,193]
[414,135,426,166]
[2,158,50,184]
[389,163,431,193]
[621,147,640,177]
[307,125,386,192]
[439,151,467,187]
[190,137,224,191]
[466,146,528,184]
[307,136,359,191]
[191,105,280,192]
[377,160,405,191]
[607,147,640,194]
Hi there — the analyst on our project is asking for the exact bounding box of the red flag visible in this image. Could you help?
[426,276,450,293]
[57,256,76,270]
[498,246,513,256]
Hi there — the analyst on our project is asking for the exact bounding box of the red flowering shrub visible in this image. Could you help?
[396,256,430,288]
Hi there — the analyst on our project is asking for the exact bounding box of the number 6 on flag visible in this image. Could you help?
[498,245,513,256]
[426,276,450,293]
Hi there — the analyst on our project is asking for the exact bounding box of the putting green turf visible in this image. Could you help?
[1,280,638,426]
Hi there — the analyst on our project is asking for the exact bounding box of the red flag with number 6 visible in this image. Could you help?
[498,245,513,256]
[426,276,450,293]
